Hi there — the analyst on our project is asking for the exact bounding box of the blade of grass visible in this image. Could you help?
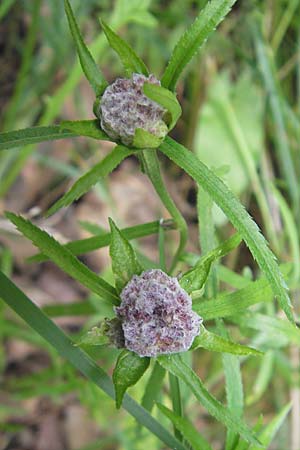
[0,271,187,450]
[159,137,294,322]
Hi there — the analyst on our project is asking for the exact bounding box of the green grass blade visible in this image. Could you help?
[159,137,293,322]
[0,271,186,450]
[46,145,134,217]
[158,355,260,446]
[143,83,182,130]
[29,220,175,263]
[157,403,213,450]
[161,0,238,90]
[0,126,75,151]
[64,0,107,95]
[6,213,119,305]
[192,326,262,356]
[100,20,148,76]
[60,120,112,141]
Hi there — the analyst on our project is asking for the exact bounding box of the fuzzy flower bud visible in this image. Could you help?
[115,269,201,357]
[99,73,168,146]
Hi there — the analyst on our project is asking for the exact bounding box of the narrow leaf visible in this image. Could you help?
[60,119,112,141]
[161,0,238,90]
[133,128,164,148]
[142,362,166,412]
[0,271,186,450]
[6,212,119,305]
[158,354,260,446]
[157,403,213,450]
[143,83,182,130]
[0,126,75,151]
[46,145,134,217]
[180,233,241,293]
[109,218,143,292]
[100,20,148,76]
[160,137,293,322]
[64,0,107,95]
[191,326,262,356]
[113,350,150,409]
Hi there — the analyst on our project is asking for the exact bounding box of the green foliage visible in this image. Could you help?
[113,350,150,409]
[109,218,143,292]
[143,83,182,130]
[64,0,107,96]
[60,119,112,140]
[100,20,149,76]
[133,128,164,148]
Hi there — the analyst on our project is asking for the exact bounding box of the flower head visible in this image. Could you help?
[98,73,168,146]
[115,269,201,357]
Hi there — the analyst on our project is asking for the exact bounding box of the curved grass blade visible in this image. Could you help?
[157,403,213,450]
[0,126,76,151]
[64,0,107,96]
[143,83,182,130]
[100,20,148,76]
[0,271,186,450]
[60,119,112,141]
[158,354,261,446]
[6,212,119,305]
[46,145,134,217]
[161,0,238,90]
[159,137,293,322]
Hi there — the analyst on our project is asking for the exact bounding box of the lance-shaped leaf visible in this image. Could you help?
[100,19,148,76]
[158,354,261,446]
[161,0,238,90]
[6,212,119,305]
[157,403,213,450]
[113,349,150,409]
[142,362,166,412]
[0,126,76,151]
[109,218,143,292]
[133,128,164,149]
[46,145,134,217]
[180,233,241,293]
[191,326,262,356]
[60,119,112,141]
[143,83,182,130]
[159,137,293,323]
[64,0,107,96]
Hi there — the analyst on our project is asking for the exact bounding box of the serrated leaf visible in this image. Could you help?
[46,145,134,217]
[191,326,262,356]
[0,126,75,151]
[180,233,241,293]
[60,119,112,141]
[159,137,294,323]
[113,349,150,409]
[64,0,107,95]
[133,128,164,149]
[161,0,238,90]
[158,354,261,446]
[109,218,143,292]
[6,212,119,305]
[157,403,213,450]
[143,83,182,130]
[100,20,148,76]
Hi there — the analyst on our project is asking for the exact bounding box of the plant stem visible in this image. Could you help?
[169,372,183,441]
[140,149,188,273]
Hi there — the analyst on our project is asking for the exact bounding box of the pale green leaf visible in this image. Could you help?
[133,128,165,149]
[143,83,182,130]
[60,119,112,141]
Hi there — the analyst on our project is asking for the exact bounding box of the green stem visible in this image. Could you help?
[169,372,183,442]
[140,149,188,273]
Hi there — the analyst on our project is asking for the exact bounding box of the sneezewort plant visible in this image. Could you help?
[0,0,296,448]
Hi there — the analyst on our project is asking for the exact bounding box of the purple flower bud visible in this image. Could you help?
[115,269,202,357]
[99,73,168,146]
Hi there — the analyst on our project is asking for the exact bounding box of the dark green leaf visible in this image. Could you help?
[143,83,182,130]
[0,271,186,450]
[6,212,119,305]
[109,218,143,292]
[142,362,166,412]
[64,0,107,95]
[157,403,213,450]
[60,119,112,140]
[0,126,75,151]
[161,0,238,90]
[180,233,241,293]
[113,350,150,409]
[191,326,262,356]
[158,354,260,446]
[100,20,148,76]
[159,137,293,323]
[46,145,134,217]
